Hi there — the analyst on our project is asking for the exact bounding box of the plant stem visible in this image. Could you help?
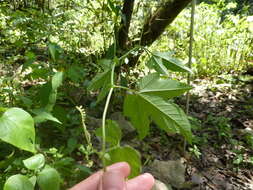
[101,87,114,171]
[113,85,134,92]
[101,61,116,171]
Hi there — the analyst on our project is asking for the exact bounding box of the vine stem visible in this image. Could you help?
[101,61,116,171]
[101,87,114,171]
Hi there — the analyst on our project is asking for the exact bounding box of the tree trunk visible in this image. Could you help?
[118,0,135,50]
[140,0,192,46]
[123,0,192,68]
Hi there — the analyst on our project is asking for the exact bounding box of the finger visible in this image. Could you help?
[69,162,130,190]
[100,170,126,190]
[126,173,154,190]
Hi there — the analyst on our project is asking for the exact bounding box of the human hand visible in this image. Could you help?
[70,162,154,190]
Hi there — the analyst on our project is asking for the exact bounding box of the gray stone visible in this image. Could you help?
[150,159,185,188]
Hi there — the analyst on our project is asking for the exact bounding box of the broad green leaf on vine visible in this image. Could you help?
[124,81,192,143]
[138,73,192,99]
[0,108,35,153]
[4,175,34,190]
[95,120,122,146]
[23,154,45,171]
[152,52,192,73]
[105,146,141,178]
[37,166,60,190]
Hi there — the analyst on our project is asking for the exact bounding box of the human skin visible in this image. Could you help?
[70,162,155,190]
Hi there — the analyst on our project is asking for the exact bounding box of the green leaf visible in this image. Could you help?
[66,65,85,83]
[105,146,141,178]
[153,52,192,73]
[88,70,111,91]
[123,94,150,139]
[95,120,122,146]
[141,94,192,142]
[23,154,45,170]
[124,94,192,143]
[88,69,112,103]
[4,175,34,190]
[32,109,62,124]
[37,167,60,190]
[48,43,62,62]
[39,82,52,107]
[48,43,56,61]
[98,59,113,70]
[147,56,170,76]
[0,108,35,153]
[52,72,63,90]
[97,82,111,103]
[45,72,63,112]
[28,176,36,187]
[139,73,192,99]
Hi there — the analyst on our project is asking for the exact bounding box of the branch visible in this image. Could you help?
[140,0,192,46]
[118,0,135,50]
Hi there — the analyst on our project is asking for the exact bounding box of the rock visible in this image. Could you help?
[110,112,135,133]
[152,180,172,190]
[149,159,185,188]
[191,173,205,185]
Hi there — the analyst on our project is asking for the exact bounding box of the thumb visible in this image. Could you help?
[100,170,126,190]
